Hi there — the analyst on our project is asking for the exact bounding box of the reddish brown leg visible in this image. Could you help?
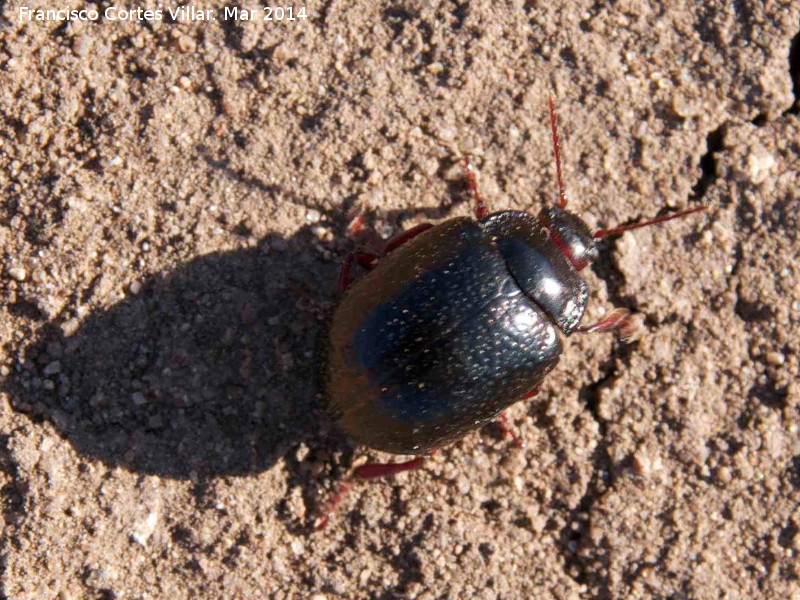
[352,456,428,479]
[355,251,379,270]
[487,385,542,449]
[384,223,434,253]
[520,384,540,401]
[338,250,380,293]
[346,211,367,237]
[339,223,432,294]
[338,253,355,294]
[461,156,489,221]
[495,412,524,449]
[575,308,639,340]
[345,207,384,249]
[347,203,436,255]
[316,455,430,530]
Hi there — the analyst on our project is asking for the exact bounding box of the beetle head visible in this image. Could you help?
[538,206,599,271]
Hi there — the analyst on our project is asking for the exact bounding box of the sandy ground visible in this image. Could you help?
[1,1,799,598]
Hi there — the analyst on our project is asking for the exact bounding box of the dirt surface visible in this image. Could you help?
[1,1,799,598]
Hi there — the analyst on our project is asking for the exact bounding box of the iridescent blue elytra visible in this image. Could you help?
[325,210,591,454]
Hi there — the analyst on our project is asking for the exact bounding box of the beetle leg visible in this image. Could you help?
[338,252,356,293]
[575,308,640,341]
[383,223,434,254]
[345,206,384,250]
[461,155,489,221]
[485,386,541,449]
[352,455,428,479]
[355,250,379,270]
[315,455,430,530]
[339,250,381,293]
[494,412,525,449]
[520,385,540,401]
[315,478,355,531]
[346,209,367,236]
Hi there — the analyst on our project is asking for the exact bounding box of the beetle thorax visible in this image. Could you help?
[481,211,589,335]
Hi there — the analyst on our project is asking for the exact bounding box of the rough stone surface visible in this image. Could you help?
[1,2,799,599]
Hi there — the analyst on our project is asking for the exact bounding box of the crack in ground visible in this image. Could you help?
[789,27,800,114]
[591,120,724,312]
[690,125,726,202]
[557,112,728,596]
[555,30,800,590]
[0,433,30,599]
[592,19,797,314]
[752,25,799,124]
[556,341,636,600]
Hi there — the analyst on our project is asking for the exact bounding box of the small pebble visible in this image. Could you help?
[362,151,377,170]
[43,361,61,376]
[716,466,732,484]
[438,125,456,141]
[273,43,296,62]
[8,267,26,281]
[765,351,785,365]
[0,365,10,377]
[427,61,444,74]
[73,34,92,57]
[633,452,651,476]
[130,281,142,294]
[131,392,147,406]
[422,157,440,176]
[177,35,196,52]
[131,510,159,547]
[61,318,80,338]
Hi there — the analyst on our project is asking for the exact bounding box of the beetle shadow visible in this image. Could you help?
[4,225,342,482]
[2,199,465,529]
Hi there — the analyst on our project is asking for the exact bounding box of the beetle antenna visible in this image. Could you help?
[593,205,708,239]
[461,155,489,220]
[548,96,568,209]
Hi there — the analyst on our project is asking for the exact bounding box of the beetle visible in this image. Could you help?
[318,98,706,528]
